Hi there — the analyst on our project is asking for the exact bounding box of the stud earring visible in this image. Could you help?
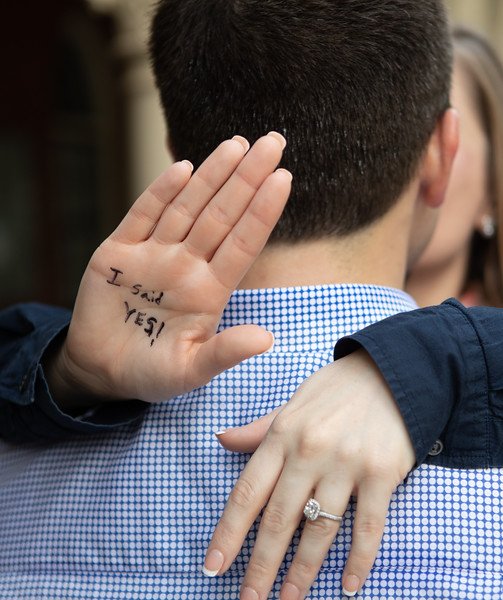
[481,215,496,239]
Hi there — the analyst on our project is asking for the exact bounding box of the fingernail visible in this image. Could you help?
[275,168,293,181]
[241,587,259,600]
[214,429,230,437]
[232,135,250,152]
[260,332,275,354]
[202,549,224,577]
[342,574,360,596]
[182,160,194,171]
[281,582,301,600]
[267,131,287,149]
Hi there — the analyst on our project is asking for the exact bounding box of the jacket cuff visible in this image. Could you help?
[333,299,488,466]
[0,303,147,442]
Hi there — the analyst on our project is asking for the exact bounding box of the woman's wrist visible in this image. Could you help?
[42,335,110,412]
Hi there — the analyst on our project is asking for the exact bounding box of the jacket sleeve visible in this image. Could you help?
[0,303,148,442]
[334,299,503,468]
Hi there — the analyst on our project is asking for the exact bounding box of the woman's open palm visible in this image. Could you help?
[58,134,291,402]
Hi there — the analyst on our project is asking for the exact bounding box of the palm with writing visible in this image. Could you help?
[52,134,291,404]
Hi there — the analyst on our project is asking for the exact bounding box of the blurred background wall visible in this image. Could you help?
[1,1,128,308]
[1,0,503,308]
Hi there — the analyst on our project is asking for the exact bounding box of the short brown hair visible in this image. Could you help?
[150,0,452,241]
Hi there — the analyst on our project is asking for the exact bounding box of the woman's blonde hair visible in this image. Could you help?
[454,27,503,306]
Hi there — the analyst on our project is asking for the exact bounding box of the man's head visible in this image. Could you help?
[150,0,454,244]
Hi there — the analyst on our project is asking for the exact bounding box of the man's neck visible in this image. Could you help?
[239,218,409,291]
[405,245,470,307]
[238,186,422,291]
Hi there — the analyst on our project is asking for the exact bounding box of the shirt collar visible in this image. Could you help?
[220,284,417,353]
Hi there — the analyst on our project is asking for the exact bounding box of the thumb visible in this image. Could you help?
[216,406,283,452]
[191,325,274,386]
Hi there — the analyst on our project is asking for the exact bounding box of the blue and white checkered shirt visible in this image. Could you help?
[0,284,501,599]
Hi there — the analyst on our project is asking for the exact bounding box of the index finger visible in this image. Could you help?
[210,168,292,288]
[203,440,285,577]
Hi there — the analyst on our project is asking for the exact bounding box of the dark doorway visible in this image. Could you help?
[0,1,126,308]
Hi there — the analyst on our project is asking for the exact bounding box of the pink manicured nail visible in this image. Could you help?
[232,135,250,152]
[281,582,301,600]
[259,332,275,355]
[342,574,360,596]
[241,587,259,600]
[275,168,293,181]
[202,549,224,577]
[267,131,287,149]
[182,160,194,170]
[214,430,229,437]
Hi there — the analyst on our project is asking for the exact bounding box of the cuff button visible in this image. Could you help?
[428,440,444,456]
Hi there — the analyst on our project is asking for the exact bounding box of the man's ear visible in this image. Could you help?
[419,108,459,208]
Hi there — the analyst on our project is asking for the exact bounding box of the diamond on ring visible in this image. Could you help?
[303,498,343,523]
[304,498,321,521]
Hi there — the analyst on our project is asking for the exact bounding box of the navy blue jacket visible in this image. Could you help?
[0,303,146,441]
[335,299,503,468]
[1,300,502,468]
